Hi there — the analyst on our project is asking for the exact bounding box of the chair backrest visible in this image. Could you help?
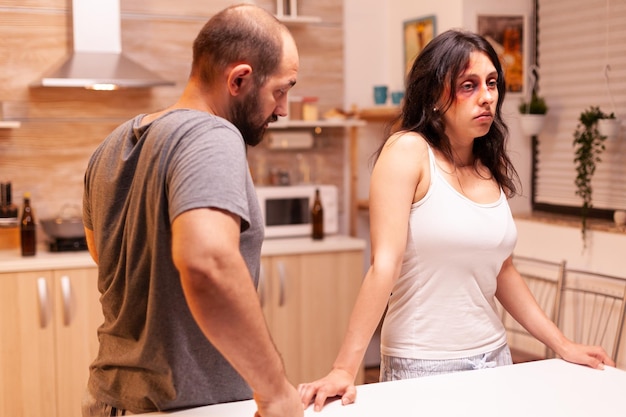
[555,268,626,364]
[503,256,566,361]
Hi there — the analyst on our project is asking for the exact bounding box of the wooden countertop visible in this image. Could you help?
[0,235,366,273]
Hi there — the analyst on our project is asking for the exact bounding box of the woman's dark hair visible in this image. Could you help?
[378,29,519,197]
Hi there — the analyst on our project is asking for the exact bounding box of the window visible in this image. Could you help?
[533,0,626,219]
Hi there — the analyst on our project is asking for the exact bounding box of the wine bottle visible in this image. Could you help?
[311,188,324,240]
[20,192,36,256]
[4,182,18,218]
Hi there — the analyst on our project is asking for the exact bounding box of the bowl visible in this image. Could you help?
[40,204,85,239]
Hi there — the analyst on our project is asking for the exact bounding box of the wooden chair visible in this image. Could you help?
[501,256,566,363]
[555,268,626,365]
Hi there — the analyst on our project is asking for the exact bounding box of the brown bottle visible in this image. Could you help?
[311,188,324,240]
[20,192,36,256]
[4,182,18,218]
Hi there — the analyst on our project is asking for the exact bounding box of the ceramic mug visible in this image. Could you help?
[391,91,405,105]
[373,85,388,105]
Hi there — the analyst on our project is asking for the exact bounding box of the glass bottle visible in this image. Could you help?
[20,192,36,256]
[4,182,18,218]
[311,188,324,240]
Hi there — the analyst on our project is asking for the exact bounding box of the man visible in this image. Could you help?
[81,4,302,417]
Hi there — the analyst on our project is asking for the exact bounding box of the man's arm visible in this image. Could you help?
[171,207,302,417]
[85,227,98,265]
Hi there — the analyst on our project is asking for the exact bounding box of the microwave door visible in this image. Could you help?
[265,196,311,226]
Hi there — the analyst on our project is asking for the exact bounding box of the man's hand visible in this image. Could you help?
[254,380,304,417]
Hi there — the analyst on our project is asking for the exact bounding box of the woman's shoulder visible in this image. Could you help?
[384,130,430,154]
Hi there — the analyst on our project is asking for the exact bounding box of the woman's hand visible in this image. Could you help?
[298,369,357,412]
[558,341,615,369]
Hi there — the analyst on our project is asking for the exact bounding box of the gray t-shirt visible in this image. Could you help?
[83,109,263,413]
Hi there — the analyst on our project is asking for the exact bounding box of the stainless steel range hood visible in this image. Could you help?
[33,0,174,90]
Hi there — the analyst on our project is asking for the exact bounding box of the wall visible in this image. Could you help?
[0,0,350,244]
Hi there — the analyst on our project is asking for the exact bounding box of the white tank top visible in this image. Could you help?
[380,146,517,360]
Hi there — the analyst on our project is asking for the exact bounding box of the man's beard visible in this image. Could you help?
[230,89,277,147]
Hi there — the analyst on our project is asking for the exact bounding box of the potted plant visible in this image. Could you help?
[518,91,548,136]
[573,106,608,245]
[597,110,620,140]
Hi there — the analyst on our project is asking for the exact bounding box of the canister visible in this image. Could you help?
[289,96,303,120]
[302,97,319,121]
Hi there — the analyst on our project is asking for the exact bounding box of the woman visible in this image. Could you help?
[298,29,612,412]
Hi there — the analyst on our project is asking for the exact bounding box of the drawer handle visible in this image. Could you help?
[60,275,71,326]
[37,277,50,328]
[277,262,286,307]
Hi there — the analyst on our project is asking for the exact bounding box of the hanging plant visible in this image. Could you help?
[597,111,620,140]
[572,106,608,245]
[518,91,548,115]
[518,86,548,137]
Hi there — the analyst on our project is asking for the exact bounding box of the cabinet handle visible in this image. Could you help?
[60,275,71,326]
[37,277,51,328]
[277,261,286,307]
[258,264,266,308]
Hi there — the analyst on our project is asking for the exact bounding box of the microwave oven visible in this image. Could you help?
[255,184,339,239]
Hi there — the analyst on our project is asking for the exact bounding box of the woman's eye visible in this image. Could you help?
[488,79,498,89]
[461,82,475,92]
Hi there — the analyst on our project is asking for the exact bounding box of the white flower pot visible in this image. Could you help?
[519,114,546,137]
[598,118,621,140]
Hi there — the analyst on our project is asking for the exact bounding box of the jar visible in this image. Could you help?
[302,97,319,121]
[289,96,303,120]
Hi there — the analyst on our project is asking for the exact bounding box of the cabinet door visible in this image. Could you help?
[298,251,363,384]
[262,255,303,385]
[262,251,363,385]
[54,268,102,417]
[0,271,58,417]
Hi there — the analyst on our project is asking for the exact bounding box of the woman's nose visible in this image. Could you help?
[479,84,495,105]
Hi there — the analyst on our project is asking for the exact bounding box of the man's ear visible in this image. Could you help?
[227,64,253,96]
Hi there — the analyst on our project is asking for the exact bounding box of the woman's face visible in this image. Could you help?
[441,51,498,144]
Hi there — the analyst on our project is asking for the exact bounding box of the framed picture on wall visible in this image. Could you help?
[403,15,436,78]
[476,14,526,94]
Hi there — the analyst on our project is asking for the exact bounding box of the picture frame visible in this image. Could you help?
[403,15,436,78]
[476,14,526,94]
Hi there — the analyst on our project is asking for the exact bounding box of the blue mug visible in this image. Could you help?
[391,91,405,105]
[373,85,388,105]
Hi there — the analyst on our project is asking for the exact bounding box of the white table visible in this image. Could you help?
[139,359,626,416]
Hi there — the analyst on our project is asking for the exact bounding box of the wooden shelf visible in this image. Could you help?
[276,14,322,24]
[358,106,400,121]
[357,199,369,211]
[0,121,21,129]
[268,119,366,129]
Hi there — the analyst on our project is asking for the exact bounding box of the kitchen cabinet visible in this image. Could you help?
[259,249,364,385]
[0,267,102,417]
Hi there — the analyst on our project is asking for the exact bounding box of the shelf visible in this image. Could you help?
[0,121,21,129]
[357,199,370,211]
[276,14,322,24]
[268,119,366,129]
[358,106,400,121]
[0,218,19,228]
